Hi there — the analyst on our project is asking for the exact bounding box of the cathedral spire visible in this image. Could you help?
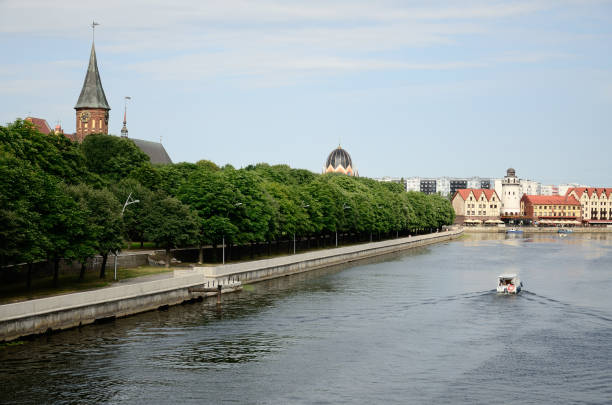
[75,42,110,110]
[121,96,130,138]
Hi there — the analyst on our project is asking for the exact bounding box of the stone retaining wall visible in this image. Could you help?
[0,230,461,342]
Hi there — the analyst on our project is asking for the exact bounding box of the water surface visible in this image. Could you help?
[1,233,611,404]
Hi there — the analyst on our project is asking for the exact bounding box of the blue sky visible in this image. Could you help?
[1,0,611,185]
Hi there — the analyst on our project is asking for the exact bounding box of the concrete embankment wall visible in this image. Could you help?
[200,229,463,284]
[0,230,462,342]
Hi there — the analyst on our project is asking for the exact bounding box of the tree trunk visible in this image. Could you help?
[267,240,272,256]
[140,240,144,248]
[212,243,217,262]
[53,257,60,287]
[198,242,204,264]
[165,249,171,268]
[79,260,87,280]
[100,254,108,279]
[26,262,33,289]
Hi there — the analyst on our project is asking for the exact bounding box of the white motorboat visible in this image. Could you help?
[497,273,523,294]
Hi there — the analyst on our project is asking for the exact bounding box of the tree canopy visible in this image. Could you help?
[1,119,455,284]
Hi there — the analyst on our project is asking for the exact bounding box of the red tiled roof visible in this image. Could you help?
[522,194,580,206]
[566,187,612,199]
[453,189,499,202]
[25,117,52,134]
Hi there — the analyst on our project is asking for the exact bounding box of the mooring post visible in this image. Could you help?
[217,284,222,306]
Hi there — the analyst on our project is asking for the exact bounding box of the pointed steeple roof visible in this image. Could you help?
[121,108,128,138]
[75,43,110,110]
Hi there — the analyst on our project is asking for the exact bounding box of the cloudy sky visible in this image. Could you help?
[1,0,611,185]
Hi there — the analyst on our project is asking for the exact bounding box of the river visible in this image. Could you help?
[1,233,611,404]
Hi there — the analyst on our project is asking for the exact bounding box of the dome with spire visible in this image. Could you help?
[324,145,356,176]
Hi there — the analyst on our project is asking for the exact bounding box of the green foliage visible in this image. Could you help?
[143,193,199,252]
[111,178,153,245]
[1,117,456,276]
[65,183,123,257]
[80,133,149,183]
[0,119,87,184]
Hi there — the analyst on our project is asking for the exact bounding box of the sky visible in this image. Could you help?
[1,0,611,185]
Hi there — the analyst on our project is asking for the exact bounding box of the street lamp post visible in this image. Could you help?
[117,192,140,280]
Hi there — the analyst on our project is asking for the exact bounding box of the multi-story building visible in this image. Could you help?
[420,179,437,194]
[559,183,588,197]
[520,195,581,226]
[566,188,612,226]
[520,180,541,196]
[405,177,421,192]
[452,189,501,225]
[495,178,541,198]
[541,185,559,196]
[436,177,451,196]
[450,179,468,196]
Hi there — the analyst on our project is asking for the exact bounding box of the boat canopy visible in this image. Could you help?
[498,273,517,280]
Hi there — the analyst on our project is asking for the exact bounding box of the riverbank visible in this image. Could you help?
[463,226,612,233]
[0,229,462,342]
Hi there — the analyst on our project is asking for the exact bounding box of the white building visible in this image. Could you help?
[501,168,521,216]
[520,179,541,196]
[559,183,589,196]
[541,184,559,196]
[436,177,451,196]
[406,177,421,192]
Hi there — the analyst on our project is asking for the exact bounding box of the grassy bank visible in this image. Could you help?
[0,266,174,305]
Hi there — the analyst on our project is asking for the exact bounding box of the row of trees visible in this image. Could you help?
[1,119,454,286]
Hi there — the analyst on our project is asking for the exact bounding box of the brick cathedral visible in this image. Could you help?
[27,34,172,164]
[74,42,111,142]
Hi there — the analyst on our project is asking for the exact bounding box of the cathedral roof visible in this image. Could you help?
[326,146,353,170]
[75,43,110,110]
[325,145,355,176]
[130,138,173,165]
[25,117,52,134]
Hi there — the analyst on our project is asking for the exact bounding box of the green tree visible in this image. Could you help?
[143,194,199,267]
[0,119,88,184]
[111,178,153,247]
[178,167,240,262]
[80,133,149,183]
[66,184,123,279]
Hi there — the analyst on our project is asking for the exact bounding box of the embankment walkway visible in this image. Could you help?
[0,229,462,342]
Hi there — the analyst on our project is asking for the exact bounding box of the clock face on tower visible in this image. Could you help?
[80,112,90,123]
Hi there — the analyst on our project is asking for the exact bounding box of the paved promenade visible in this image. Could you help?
[0,229,462,342]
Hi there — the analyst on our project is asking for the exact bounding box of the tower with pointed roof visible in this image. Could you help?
[74,29,110,142]
[121,103,128,138]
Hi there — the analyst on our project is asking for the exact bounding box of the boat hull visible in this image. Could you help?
[496,285,522,294]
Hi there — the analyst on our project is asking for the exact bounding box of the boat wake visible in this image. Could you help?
[521,291,612,324]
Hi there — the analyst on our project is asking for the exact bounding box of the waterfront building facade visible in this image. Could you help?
[566,188,612,225]
[403,176,492,196]
[501,168,521,217]
[520,195,581,226]
[452,189,501,225]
